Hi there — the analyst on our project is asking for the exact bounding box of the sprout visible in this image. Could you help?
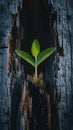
[15,39,56,79]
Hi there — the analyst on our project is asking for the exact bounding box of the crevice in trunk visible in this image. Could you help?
[7,1,64,130]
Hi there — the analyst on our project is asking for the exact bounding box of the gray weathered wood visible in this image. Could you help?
[0,0,19,129]
[49,0,73,129]
[0,0,73,130]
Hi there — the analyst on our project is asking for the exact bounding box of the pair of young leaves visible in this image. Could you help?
[15,39,56,67]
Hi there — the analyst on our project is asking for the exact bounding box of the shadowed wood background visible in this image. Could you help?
[0,0,73,130]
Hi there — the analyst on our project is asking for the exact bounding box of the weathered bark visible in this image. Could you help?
[0,0,20,130]
[49,0,73,129]
[0,0,73,130]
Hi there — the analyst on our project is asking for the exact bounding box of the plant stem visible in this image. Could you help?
[35,56,37,78]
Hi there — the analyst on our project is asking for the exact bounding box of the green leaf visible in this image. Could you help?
[36,47,56,66]
[15,49,35,67]
[31,39,40,57]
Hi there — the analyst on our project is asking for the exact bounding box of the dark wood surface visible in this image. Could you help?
[0,0,73,130]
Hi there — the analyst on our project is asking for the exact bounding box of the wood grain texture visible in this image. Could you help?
[0,0,73,130]
[50,0,73,129]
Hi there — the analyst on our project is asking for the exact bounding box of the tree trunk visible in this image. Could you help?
[0,0,73,130]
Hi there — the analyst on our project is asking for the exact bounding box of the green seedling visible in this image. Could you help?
[15,39,56,79]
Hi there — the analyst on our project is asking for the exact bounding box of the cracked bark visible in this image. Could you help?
[0,0,73,130]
